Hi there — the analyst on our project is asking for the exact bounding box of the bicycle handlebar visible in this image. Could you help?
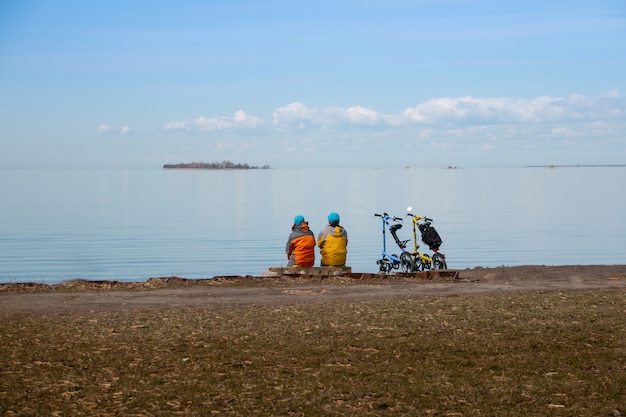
[374,213,403,221]
[406,213,434,223]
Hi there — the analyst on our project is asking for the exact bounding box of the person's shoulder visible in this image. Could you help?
[289,228,304,236]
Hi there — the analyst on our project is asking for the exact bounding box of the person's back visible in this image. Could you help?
[317,212,348,266]
[286,215,316,267]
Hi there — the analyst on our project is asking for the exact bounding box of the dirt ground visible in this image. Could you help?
[1,265,626,316]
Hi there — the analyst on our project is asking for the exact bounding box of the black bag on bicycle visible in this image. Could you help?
[418,224,442,251]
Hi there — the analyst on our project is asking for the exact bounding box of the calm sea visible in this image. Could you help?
[1,167,625,284]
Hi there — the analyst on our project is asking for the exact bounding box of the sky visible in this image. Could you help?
[1,0,625,169]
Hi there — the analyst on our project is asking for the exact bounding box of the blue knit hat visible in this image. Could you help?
[327,212,340,225]
[294,215,305,225]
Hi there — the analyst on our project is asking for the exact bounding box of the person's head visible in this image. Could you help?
[327,212,340,227]
[293,215,305,225]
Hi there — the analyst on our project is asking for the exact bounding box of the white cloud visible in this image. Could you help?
[162,92,625,156]
[401,96,576,125]
[272,102,397,129]
[96,124,115,135]
[163,120,189,131]
[97,124,133,135]
[272,102,319,129]
[165,110,263,132]
[269,93,625,131]
[324,105,395,127]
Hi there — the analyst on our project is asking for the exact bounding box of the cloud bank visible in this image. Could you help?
[159,91,625,167]
[165,92,625,134]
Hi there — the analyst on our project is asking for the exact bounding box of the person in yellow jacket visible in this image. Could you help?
[286,215,316,267]
[317,212,348,266]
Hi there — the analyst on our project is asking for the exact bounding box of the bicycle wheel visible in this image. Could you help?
[378,258,392,273]
[432,253,447,270]
[391,255,401,270]
[400,252,413,273]
[419,254,432,271]
[412,255,424,271]
[377,259,386,273]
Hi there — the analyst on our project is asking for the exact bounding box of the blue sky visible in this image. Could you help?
[1,0,625,168]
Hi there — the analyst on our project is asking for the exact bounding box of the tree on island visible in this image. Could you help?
[163,160,270,169]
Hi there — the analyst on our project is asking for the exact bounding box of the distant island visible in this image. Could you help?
[163,161,270,170]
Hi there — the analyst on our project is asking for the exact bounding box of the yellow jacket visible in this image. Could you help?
[317,224,348,266]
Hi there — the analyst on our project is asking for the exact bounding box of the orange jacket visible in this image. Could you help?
[286,222,316,267]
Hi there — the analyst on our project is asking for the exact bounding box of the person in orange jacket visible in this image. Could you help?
[317,212,348,266]
[286,215,316,267]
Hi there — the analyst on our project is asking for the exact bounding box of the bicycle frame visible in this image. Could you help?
[374,212,406,273]
[405,214,432,270]
[406,212,447,271]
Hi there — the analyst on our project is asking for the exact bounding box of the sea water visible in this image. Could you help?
[1,167,625,284]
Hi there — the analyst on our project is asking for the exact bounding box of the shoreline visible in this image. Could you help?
[2,264,625,315]
[2,263,626,288]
